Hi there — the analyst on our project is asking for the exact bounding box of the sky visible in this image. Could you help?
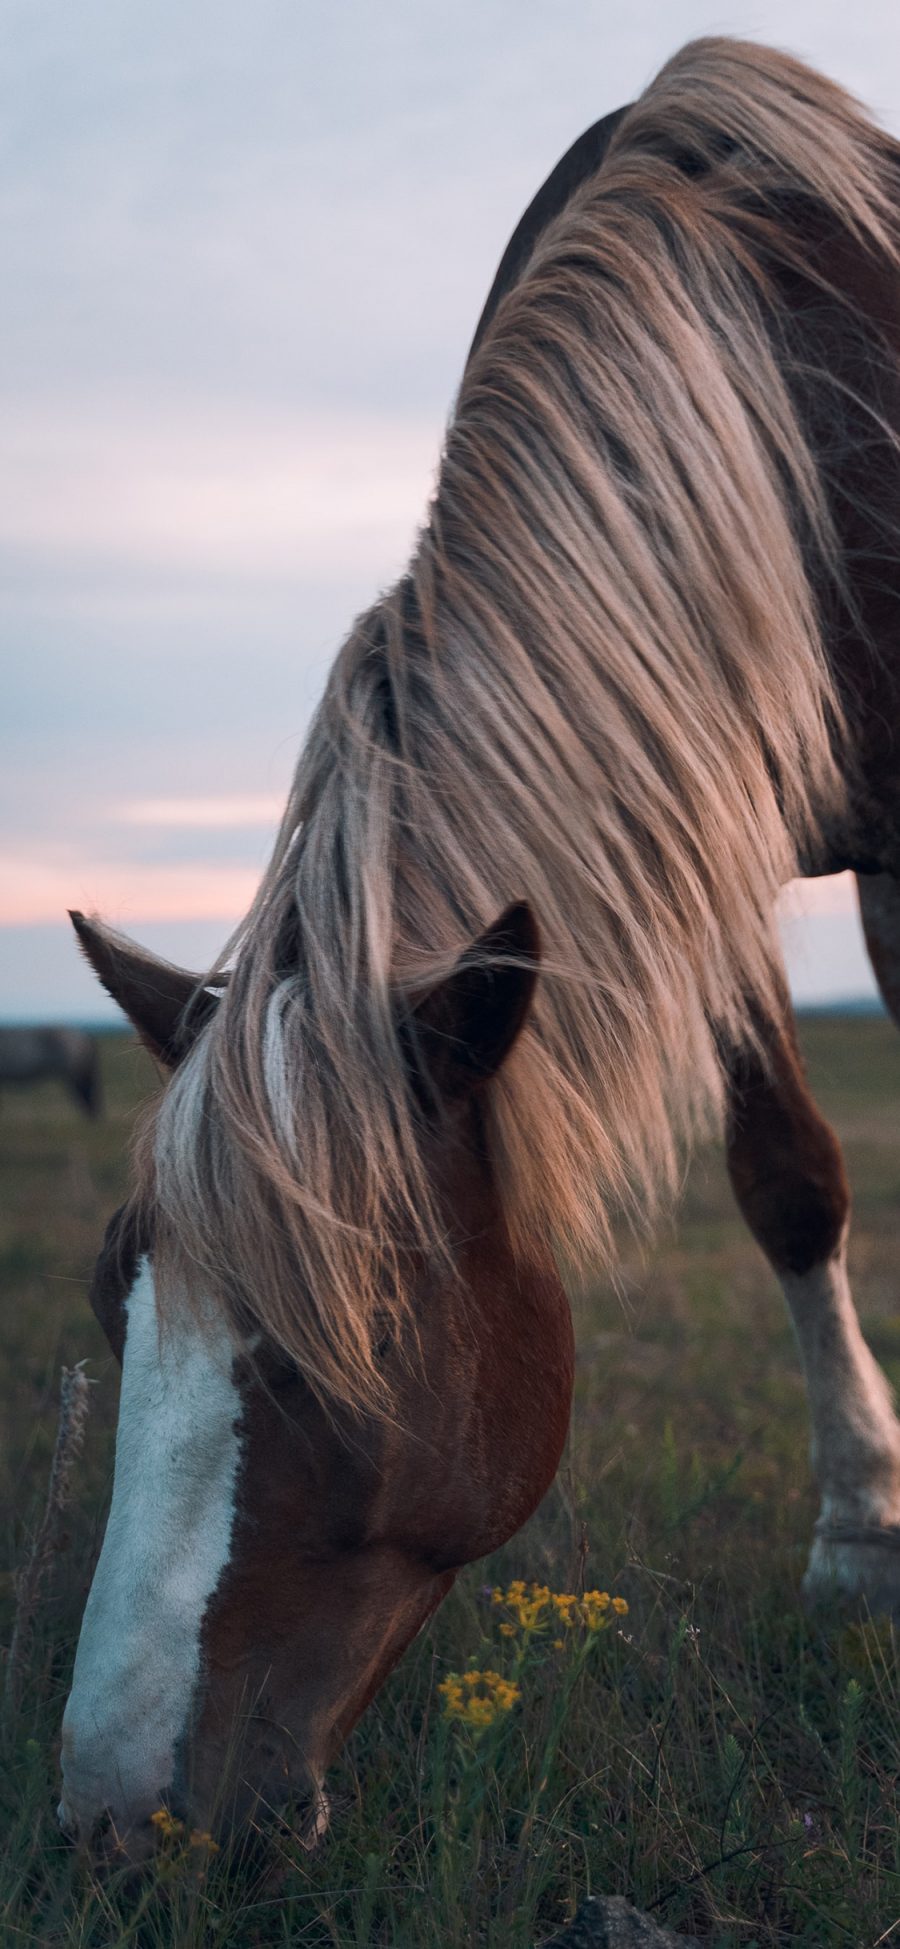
[3,1,900,1019]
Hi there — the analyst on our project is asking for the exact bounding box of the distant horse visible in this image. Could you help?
[59,39,900,1858]
[0,1027,101,1118]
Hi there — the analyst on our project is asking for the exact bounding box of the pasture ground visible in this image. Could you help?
[2,1019,900,1947]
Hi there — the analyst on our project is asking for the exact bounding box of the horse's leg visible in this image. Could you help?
[725,990,900,1612]
[857,873,900,1025]
[71,1038,102,1119]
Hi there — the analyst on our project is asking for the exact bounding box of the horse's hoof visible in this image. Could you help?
[803,1522,900,1620]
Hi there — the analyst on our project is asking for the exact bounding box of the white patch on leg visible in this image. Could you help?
[782,1245,900,1608]
[59,1257,242,1842]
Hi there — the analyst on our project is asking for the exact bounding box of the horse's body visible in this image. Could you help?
[56,39,900,1858]
[0,1027,100,1117]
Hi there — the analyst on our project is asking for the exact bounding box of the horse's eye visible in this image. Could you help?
[244,1342,301,1394]
[263,1353,301,1393]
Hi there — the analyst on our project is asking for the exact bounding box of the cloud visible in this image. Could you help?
[0,851,259,928]
[121,795,283,828]
[0,400,440,580]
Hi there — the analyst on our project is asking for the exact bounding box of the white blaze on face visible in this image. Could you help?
[59,1257,242,1841]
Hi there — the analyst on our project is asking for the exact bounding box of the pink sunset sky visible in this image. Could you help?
[3,0,899,1016]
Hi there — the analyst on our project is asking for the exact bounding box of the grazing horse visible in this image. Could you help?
[0,1027,101,1118]
[60,39,900,1859]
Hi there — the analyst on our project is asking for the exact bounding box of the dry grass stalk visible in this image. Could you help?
[3,1362,92,1714]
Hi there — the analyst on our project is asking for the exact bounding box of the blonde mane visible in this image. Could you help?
[143,38,900,1414]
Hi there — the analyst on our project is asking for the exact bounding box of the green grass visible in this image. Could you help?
[2,1019,900,1946]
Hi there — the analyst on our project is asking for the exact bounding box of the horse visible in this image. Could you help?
[0,1026,101,1118]
[57,37,900,1860]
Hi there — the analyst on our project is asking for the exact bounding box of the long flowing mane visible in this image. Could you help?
[143,38,900,1414]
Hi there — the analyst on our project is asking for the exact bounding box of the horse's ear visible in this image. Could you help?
[402,901,540,1105]
[69,912,226,1068]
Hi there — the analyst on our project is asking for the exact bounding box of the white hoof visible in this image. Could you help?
[294,1783,330,1852]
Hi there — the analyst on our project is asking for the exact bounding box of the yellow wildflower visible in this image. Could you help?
[439,1668,521,1729]
[150,1808,184,1840]
[467,1698,494,1726]
[581,1591,612,1632]
[189,1830,219,1853]
[489,1578,628,1641]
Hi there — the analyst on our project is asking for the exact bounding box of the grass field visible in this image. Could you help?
[2,1018,900,1947]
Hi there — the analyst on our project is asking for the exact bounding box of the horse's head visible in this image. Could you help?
[60,906,573,1861]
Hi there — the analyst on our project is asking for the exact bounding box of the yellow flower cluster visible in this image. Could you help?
[438,1668,521,1728]
[491,1580,628,1636]
[150,1808,219,1852]
[150,1808,181,1839]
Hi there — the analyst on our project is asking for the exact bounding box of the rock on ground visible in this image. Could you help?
[542,1894,702,1948]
